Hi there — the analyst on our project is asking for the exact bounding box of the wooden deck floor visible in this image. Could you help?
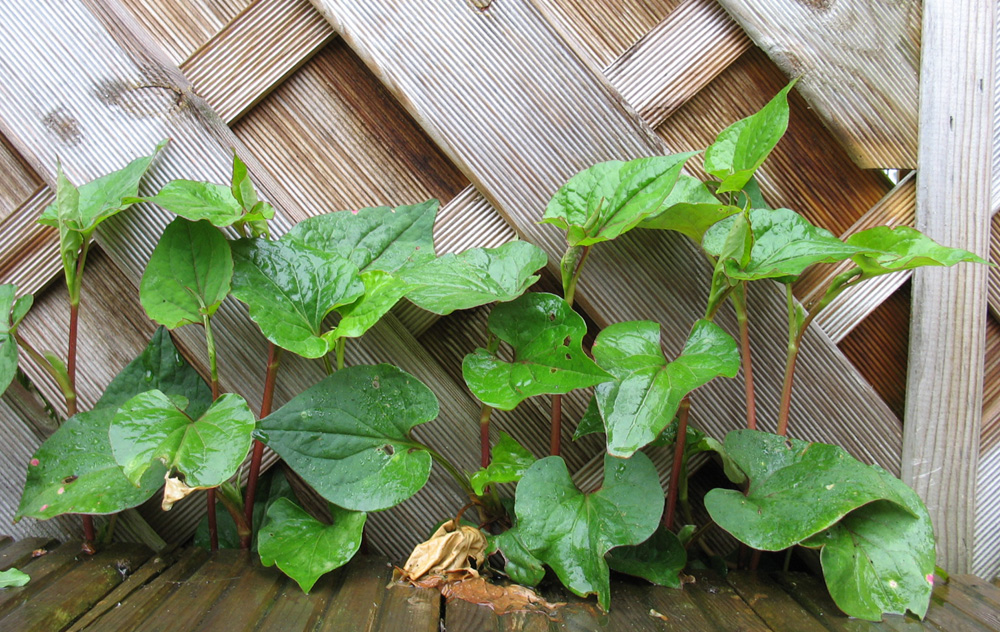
[0,537,997,631]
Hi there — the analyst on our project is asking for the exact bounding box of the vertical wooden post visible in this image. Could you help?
[904,0,996,572]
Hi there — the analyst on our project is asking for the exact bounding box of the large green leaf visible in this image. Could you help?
[703,208,863,282]
[0,285,32,394]
[704,82,795,193]
[542,154,698,246]
[258,498,366,593]
[470,432,536,495]
[139,180,244,226]
[487,526,545,586]
[638,175,741,243]
[462,293,611,410]
[230,238,364,358]
[515,453,663,610]
[259,364,436,512]
[400,241,547,315]
[110,391,255,489]
[606,524,686,588]
[285,200,438,273]
[140,218,232,329]
[16,328,210,519]
[846,226,988,278]
[705,430,922,551]
[803,489,935,621]
[325,271,410,343]
[592,319,739,457]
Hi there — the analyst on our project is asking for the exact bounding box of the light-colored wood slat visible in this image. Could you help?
[0,135,41,222]
[181,0,334,123]
[974,443,1000,580]
[115,0,249,65]
[604,0,751,129]
[0,188,61,296]
[309,0,903,471]
[903,0,995,573]
[716,0,920,169]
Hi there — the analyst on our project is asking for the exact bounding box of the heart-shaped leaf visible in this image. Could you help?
[462,293,611,410]
[324,271,410,343]
[400,241,547,315]
[542,154,698,246]
[140,180,244,226]
[704,82,795,193]
[140,218,232,329]
[470,432,536,495]
[110,391,255,489]
[0,285,32,394]
[606,524,686,588]
[487,527,545,586]
[16,328,211,519]
[705,430,921,551]
[638,175,741,243]
[258,498,366,593]
[285,200,438,273]
[515,453,663,610]
[259,364,436,512]
[802,488,935,621]
[846,226,988,278]
[592,319,739,457]
[704,208,863,282]
[230,238,364,358]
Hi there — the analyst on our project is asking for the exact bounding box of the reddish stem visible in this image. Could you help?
[549,395,562,456]
[664,397,691,529]
[81,516,95,554]
[242,343,282,548]
[733,285,756,430]
[207,489,218,551]
[67,303,78,417]
[479,405,493,468]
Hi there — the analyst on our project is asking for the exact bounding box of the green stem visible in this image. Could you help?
[423,445,474,498]
[203,315,220,400]
[479,404,494,468]
[704,279,735,322]
[775,285,821,437]
[322,354,333,376]
[216,483,251,543]
[336,338,346,371]
[14,333,75,414]
[731,283,756,430]
[560,245,591,308]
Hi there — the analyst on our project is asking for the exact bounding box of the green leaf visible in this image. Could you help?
[461,293,611,410]
[0,569,30,588]
[542,154,698,246]
[685,428,746,485]
[846,226,989,278]
[803,492,935,621]
[487,527,545,586]
[515,453,663,610]
[230,153,258,212]
[324,271,410,343]
[592,319,739,457]
[258,498,366,593]
[259,364,436,512]
[195,467,295,551]
[17,328,208,519]
[572,396,604,440]
[400,241,547,315]
[704,430,922,551]
[230,238,364,358]
[606,524,686,588]
[285,200,438,273]
[140,219,233,329]
[140,180,244,226]
[704,208,863,282]
[470,432,536,495]
[0,284,31,394]
[51,163,85,296]
[110,391,255,489]
[704,82,795,193]
[638,175,741,243]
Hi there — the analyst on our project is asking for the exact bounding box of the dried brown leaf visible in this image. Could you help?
[442,576,565,615]
[397,520,487,582]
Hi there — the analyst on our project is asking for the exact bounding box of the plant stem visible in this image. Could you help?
[775,286,821,437]
[664,397,691,529]
[336,338,346,371]
[479,404,493,468]
[423,445,474,498]
[549,395,562,456]
[14,333,75,413]
[202,314,220,550]
[731,283,756,429]
[242,342,282,549]
[217,484,251,544]
[67,303,78,417]
[550,244,592,458]
[322,354,333,376]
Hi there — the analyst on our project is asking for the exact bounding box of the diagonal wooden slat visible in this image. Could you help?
[116,0,250,65]
[0,136,41,221]
[306,0,903,470]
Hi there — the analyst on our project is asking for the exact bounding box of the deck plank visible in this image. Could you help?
[685,570,770,631]
[0,541,84,618]
[192,556,285,631]
[0,536,56,571]
[315,555,392,631]
[949,574,1000,611]
[725,571,829,632]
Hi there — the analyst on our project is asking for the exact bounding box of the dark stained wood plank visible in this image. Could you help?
[445,598,500,632]
[0,541,83,619]
[314,555,391,631]
[0,537,57,571]
[0,542,151,632]
[0,135,41,221]
[0,537,11,550]
[725,571,828,632]
[604,579,699,631]
[193,557,285,630]
[255,575,338,632]
[373,583,440,632]
[684,570,770,631]
[949,574,1000,611]
[644,580,726,631]
[83,547,211,632]
[929,578,1000,631]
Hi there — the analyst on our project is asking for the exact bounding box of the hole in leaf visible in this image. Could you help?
[548,312,556,321]
[372,378,381,389]
[784,440,793,450]
[563,336,571,347]
[62,475,78,484]
[378,444,395,456]
[550,368,557,373]
[565,354,572,360]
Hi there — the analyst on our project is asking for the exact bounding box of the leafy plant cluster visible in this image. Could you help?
[0,82,983,622]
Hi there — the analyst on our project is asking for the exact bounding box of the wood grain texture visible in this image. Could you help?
[716,0,920,169]
[116,0,249,65]
[903,0,996,573]
[0,135,41,222]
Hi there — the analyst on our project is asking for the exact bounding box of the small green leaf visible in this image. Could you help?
[572,396,604,440]
[684,428,745,485]
[704,82,795,193]
[488,527,545,586]
[400,241,547,315]
[140,219,232,329]
[592,319,739,457]
[470,432,536,495]
[258,498,366,593]
[705,430,922,551]
[51,163,86,297]
[285,200,438,273]
[704,208,863,282]
[140,180,244,226]
[606,524,686,588]
[638,175,741,243]
[230,238,364,358]
[515,453,663,611]
[0,569,30,588]
[230,154,258,212]
[846,226,989,278]
[0,284,31,394]
[462,293,611,410]
[259,364,436,512]
[542,154,698,246]
[17,328,208,519]
[324,271,410,343]
[110,391,255,489]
